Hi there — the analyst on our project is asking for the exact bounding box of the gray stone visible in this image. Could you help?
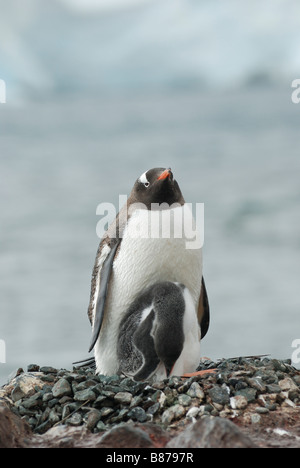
[94,395,108,406]
[255,407,269,414]
[22,393,42,409]
[52,378,72,398]
[270,359,288,372]
[278,377,299,393]
[99,390,115,398]
[177,378,194,394]
[161,404,185,425]
[166,417,256,448]
[58,396,72,405]
[99,407,114,418]
[293,375,300,386]
[109,408,128,424]
[147,402,160,416]
[61,405,71,420]
[48,398,58,408]
[49,409,60,424]
[187,382,205,401]
[11,385,25,402]
[35,420,52,434]
[114,392,132,405]
[235,381,248,391]
[40,367,57,374]
[266,384,281,394]
[41,374,56,383]
[230,395,248,410]
[27,364,40,372]
[186,406,200,419]
[74,389,96,402]
[209,386,230,405]
[235,387,257,403]
[75,379,98,392]
[246,377,267,393]
[130,395,143,408]
[85,409,101,430]
[127,406,148,423]
[66,412,82,426]
[266,403,277,411]
[96,420,107,432]
[251,413,261,424]
[177,394,192,407]
[42,392,53,403]
[97,423,154,448]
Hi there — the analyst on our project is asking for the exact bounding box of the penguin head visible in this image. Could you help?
[130,168,185,208]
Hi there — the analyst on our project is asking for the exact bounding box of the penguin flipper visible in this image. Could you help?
[197,276,210,339]
[88,240,120,352]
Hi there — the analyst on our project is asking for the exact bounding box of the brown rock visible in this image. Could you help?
[166,417,257,448]
[0,372,45,402]
[96,423,154,448]
[0,402,32,448]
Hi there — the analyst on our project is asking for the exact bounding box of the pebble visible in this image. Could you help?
[186,406,200,419]
[235,387,257,403]
[114,392,132,405]
[66,413,82,426]
[22,393,42,409]
[52,379,72,398]
[246,377,266,393]
[255,407,269,414]
[40,367,58,374]
[42,393,53,403]
[84,409,101,430]
[187,382,205,401]
[74,389,96,402]
[127,406,148,423]
[266,384,281,394]
[11,385,25,403]
[278,377,299,393]
[1,356,298,435]
[251,413,261,424]
[177,394,192,407]
[209,386,230,405]
[230,395,248,410]
[161,404,185,425]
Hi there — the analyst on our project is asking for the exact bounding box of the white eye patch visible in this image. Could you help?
[138,171,149,185]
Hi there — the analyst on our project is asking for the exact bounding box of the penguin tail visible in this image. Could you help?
[72,357,96,370]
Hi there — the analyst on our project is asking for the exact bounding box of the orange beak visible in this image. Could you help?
[157,168,172,180]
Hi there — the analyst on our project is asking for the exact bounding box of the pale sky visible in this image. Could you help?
[60,0,150,12]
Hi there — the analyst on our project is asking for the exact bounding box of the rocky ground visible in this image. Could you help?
[0,356,299,448]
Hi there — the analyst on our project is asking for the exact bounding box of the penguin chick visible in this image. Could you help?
[117,281,201,381]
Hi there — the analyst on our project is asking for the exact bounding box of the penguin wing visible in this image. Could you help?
[88,238,120,352]
[88,237,109,325]
[197,277,210,339]
[87,202,129,351]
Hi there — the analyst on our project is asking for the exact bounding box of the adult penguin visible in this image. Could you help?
[87,168,209,376]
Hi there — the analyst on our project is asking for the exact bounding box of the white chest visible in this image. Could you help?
[94,204,203,375]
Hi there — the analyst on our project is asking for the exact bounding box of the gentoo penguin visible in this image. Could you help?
[87,167,209,377]
[117,281,201,381]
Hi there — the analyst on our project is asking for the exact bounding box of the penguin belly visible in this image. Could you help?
[94,204,203,375]
[169,286,201,377]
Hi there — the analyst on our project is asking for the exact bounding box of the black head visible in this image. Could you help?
[129,167,185,208]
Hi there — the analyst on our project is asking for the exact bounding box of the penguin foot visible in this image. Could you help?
[181,369,216,378]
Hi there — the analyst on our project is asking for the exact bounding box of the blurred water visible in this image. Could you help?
[0,86,299,385]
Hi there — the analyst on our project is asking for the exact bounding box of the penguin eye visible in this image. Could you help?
[144,182,150,188]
